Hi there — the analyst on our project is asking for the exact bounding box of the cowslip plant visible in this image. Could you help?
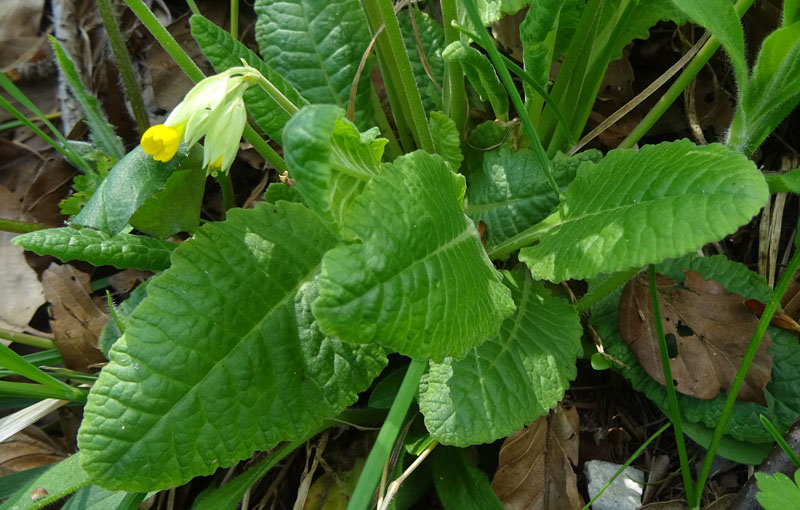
[4,0,800,508]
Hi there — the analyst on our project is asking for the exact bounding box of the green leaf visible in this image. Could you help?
[50,38,124,162]
[12,228,175,271]
[264,182,303,204]
[433,447,503,510]
[591,253,800,443]
[398,8,445,114]
[612,1,687,61]
[669,0,747,85]
[62,485,146,510]
[520,0,562,98]
[419,268,581,445]
[539,0,686,152]
[72,146,185,235]
[429,111,463,171]
[129,166,206,239]
[78,202,387,491]
[766,167,800,194]
[786,0,800,25]
[682,420,770,465]
[443,42,509,121]
[727,21,800,156]
[0,465,50,501]
[473,0,531,25]
[0,455,89,510]
[466,148,600,253]
[314,151,514,362]
[518,140,768,281]
[756,469,800,510]
[283,105,386,226]
[98,282,150,357]
[190,15,307,144]
[254,0,374,129]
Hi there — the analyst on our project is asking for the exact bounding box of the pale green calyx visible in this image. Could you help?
[141,66,263,174]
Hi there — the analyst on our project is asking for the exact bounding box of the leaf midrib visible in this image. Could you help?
[107,253,325,468]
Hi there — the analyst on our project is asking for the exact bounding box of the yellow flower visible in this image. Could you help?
[140,66,261,172]
[140,124,184,162]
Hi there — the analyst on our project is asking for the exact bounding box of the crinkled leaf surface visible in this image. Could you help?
[728,21,800,156]
[254,0,374,129]
[72,147,184,235]
[398,8,445,114]
[520,0,562,98]
[419,267,581,446]
[314,151,514,362]
[466,148,600,253]
[519,140,768,281]
[473,0,531,25]
[190,15,307,144]
[12,228,175,271]
[590,254,800,442]
[430,111,463,171]
[78,202,387,491]
[443,42,508,121]
[283,105,385,226]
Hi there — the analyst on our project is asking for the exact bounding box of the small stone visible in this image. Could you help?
[584,460,645,510]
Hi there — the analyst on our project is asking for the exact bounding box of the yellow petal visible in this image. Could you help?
[140,124,181,162]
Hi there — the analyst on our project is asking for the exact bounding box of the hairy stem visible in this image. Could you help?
[98,0,150,134]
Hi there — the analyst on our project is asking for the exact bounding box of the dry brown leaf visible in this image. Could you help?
[619,270,772,405]
[0,0,47,72]
[41,264,108,373]
[491,405,583,510]
[0,427,66,476]
[0,185,46,333]
[743,299,800,333]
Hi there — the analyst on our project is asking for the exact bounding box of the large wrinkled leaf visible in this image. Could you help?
[190,15,307,144]
[669,0,746,85]
[591,254,800,443]
[620,271,772,405]
[727,22,800,156]
[78,202,387,491]
[283,105,385,226]
[443,42,508,121]
[398,8,445,114]
[254,0,374,129]
[12,228,174,272]
[466,148,600,253]
[419,268,581,446]
[314,151,514,362]
[490,405,583,510]
[72,147,184,235]
[517,140,768,281]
